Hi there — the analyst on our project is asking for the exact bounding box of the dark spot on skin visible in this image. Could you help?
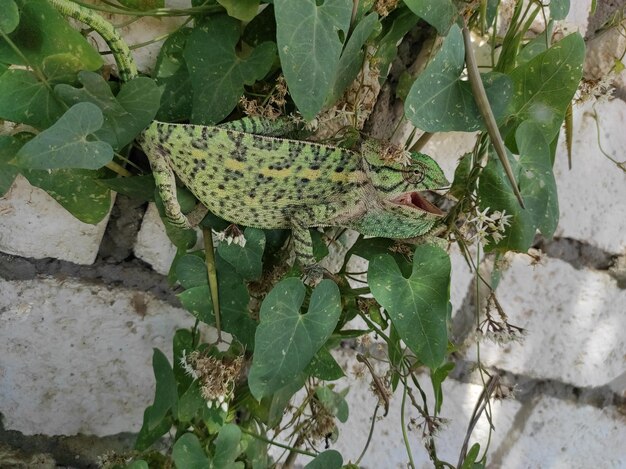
[335,166,344,173]
[310,164,320,170]
[301,178,310,184]
[218,184,225,190]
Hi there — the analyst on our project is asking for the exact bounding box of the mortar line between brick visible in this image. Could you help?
[0,252,179,306]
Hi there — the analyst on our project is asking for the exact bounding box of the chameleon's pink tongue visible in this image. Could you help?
[394,192,444,216]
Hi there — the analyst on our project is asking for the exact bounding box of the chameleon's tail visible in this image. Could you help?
[49,0,138,83]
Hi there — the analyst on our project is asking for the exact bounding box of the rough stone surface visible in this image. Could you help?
[553,99,626,254]
[492,397,626,468]
[0,176,111,265]
[466,255,626,389]
[133,203,179,276]
[0,277,196,437]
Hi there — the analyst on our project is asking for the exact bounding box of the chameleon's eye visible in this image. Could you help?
[403,168,425,184]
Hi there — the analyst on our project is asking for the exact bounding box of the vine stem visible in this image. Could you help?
[202,227,222,342]
[239,428,317,458]
[401,384,416,469]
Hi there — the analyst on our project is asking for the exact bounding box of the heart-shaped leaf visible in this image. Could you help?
[404,0,456,34]
[217,227,266,281]
[304,450,343,469]
[16,102,113,170]
[369,244,450,369]
[172,433,209,469]
[478,121,558,252]
[177,256,256,349]
[0,135,23,196]
[507,32,584,139]
[274,0,352,120]
[184,15,276,124]
[0,69,65,129]
[212,424,244,469]
[405,24,512,132]
[22,167,112,224]
[154,28,193,122]
[248,278,341,400]
[55,72,161,150]
[0,0,102,72]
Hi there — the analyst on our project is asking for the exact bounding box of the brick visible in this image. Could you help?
[495,397,626,467]
[466,255,626,389]
[554,99,626,254]
[0,277,198,436]
[134,203,178,275]
[0,176,111,265]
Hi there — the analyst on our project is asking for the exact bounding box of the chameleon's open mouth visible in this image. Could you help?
[392,192,444,216]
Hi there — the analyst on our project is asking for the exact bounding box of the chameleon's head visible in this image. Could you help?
[362,142,448,220]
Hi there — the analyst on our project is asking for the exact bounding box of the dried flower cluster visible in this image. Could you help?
[465,206,512,244]
[576,74,615,104]
[374,0,399,17]
[180,350,244,412]
[214,225,246,248]
[477,293,526,345]
[307,398,337,442]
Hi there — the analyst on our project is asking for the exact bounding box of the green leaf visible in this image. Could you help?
[248,278,342,400]
[97,174,156,201]
[460,443,482,469]
[55,72,161,150]
[135,406,171,451]
[0,135,23,196]
[177,257,256,349]
[212,424,244,469]
[177,381,205,423]
[403,0,456,34]
[0,69,65,128]
[125,461,149,469]
[218,0,260,21]
[405,25,512,132]
[0,0,19,34]
[172,328,195,387]
[22,168,112,224]
[368,244,450,369]
[15,102,113,170]
[550,0,570,20]
[136,350,179,451]
[146,348,178,430]
[304,450,343,469]
[507,33,584,139]
[217,227,266,281]
[116,0,164,11]
[306,346,345,381]
[266,374,307,427]
[184,16,276,124]
[154,28,193,122]
[327,12,380,105]
[431,362,454,413]
[0,0,103,72]
[176,254,208,289]
[316,386,349,422]
[478,121,558,252]
[172,433,210,469]
[274,0,352,120]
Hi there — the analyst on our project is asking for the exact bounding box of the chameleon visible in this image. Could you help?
[48,0,451,282]
[138,118,448,281]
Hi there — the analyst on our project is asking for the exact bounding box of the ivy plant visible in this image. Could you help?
[0,0,585,468]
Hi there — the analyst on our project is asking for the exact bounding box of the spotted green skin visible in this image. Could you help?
[140,117,447,278]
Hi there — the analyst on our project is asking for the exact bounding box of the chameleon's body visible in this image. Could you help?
[49,0,449,279]
[140,118,447,276]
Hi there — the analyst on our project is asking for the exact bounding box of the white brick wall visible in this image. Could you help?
[0,1,624,466]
